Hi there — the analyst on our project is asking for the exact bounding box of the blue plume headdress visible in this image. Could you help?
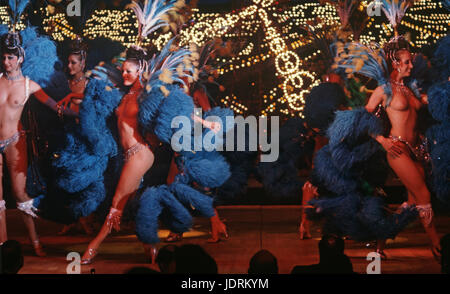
[143,37,194,92]
[2,1,31,60]
[127,0,177,44]
[321,0,358,28]
[8,0,31,28]
[380,0,416,35]
[332,41,393,103]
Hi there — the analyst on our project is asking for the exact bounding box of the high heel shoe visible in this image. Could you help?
[143,244,157,264]
[208,219,229,243]
[431,245,441,263]
[299,222,312,240]
[79,218,95,236]
[57,224,75,236]
[376,249,387,260]
[81,248,98,265]
[32,240,46,257]
[164,232,183,243]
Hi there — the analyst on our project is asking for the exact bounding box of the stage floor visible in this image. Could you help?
[3,206,447,274]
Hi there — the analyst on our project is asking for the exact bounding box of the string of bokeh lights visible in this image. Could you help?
[0,0,448,117]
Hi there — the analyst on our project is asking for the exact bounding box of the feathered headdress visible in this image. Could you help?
[127,0,177,45]
[144,37,194,94]
[1,0,31,58]
[332,41,392,103]
[320,0,359,28]
[380,0,416,36]
[7,0,30,29]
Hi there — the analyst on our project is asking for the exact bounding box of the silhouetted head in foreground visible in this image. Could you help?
[175,244,218,274]
[248,250,278,274]
[1,240,24,274]
[156,244,177,274]
[441,234,450,274]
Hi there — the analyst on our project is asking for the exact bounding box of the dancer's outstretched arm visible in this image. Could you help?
[29,81,78,117]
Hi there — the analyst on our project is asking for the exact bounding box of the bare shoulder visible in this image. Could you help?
[366,86,387,111]
[28,79,41,94]
[373,86,387,98]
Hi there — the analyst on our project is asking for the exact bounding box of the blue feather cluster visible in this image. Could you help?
[426,81,450,205]
[257,117,313,199]
[309,108,415,241]
[431,35,450,83]
[216,123,258,201]
[32,79,123,220]
[19,27,58,88]
[8,0,30,22]
[304,83,347,132]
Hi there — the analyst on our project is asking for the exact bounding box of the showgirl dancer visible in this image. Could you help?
[365,37,440,257]
[0,0,76,256]
[56,39,94,236]
[307,33,449,260]
[165,41,229,243]
[80,45,155,264]
[78,0,233,264]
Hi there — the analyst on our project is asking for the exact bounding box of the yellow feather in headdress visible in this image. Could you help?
[160,85,170,97]
[143,72,149,81]
[159,68,173,84]
[354,58,364,71]
[400,1,406,10]
[176,64,184,76]
[174,0,186,9]
[376,56,383,65]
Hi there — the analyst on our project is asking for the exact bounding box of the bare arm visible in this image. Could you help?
[365,86,403,157]
[30,81,78,117]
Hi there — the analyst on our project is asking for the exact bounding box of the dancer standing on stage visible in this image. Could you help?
[56,39,94,236]
[0,29,76,256]
[365,37,440,258]
[80,45,154,264]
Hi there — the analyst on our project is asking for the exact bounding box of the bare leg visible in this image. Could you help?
[4,135,45,256]
[378,191,416,258]
[57,223,76,235]
[387,148,441,256]
[81,146,154,263]
[300,181,316,239]
[0,155,7,244]
[79,216,94,235]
